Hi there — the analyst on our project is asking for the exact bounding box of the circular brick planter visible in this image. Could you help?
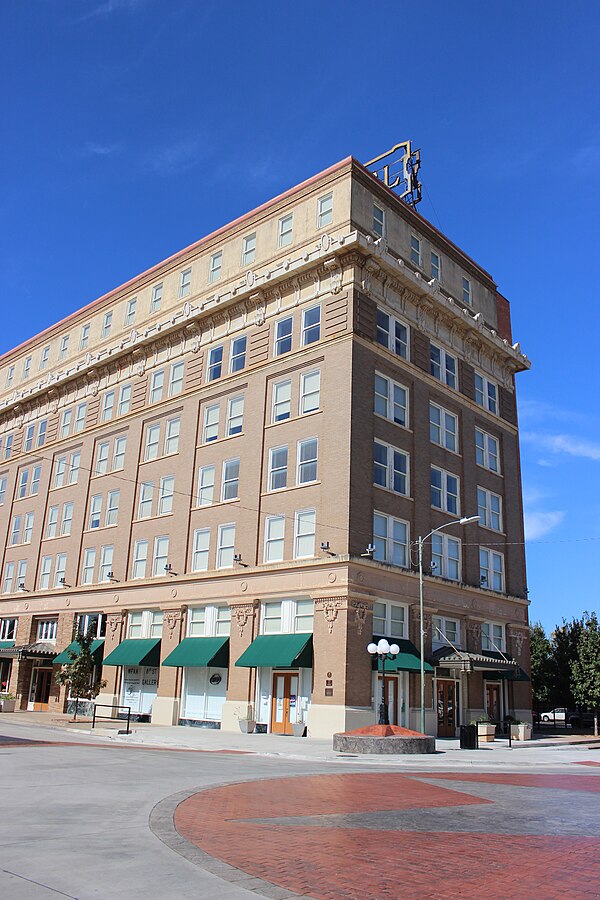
[333,724,436,754]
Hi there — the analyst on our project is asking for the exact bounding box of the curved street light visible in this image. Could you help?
[367,638,400,725]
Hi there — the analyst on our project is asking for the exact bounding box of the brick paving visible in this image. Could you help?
[174,772,600,899]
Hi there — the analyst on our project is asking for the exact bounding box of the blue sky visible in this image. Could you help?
[1,0,599,632]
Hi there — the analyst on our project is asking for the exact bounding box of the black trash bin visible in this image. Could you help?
[459,724,478,749]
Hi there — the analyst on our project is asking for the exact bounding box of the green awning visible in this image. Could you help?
[53,639,105,665]
[372,638,433,674]
[484,667,530,682]
[0,641,15,650]
[102,638,161,667]
[236,634,313,668]
[162,637,229,668]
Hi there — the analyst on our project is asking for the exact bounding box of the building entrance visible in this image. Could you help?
[270,672,300,734]
[377,674,399,725]
[485,682,502,724]
[28,666,52,711]
[436,679,458,737]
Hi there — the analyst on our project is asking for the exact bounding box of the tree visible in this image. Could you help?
[551,617,583,708]
[571,611,600,737]
[55,624,106,720]
[529,622,554,710]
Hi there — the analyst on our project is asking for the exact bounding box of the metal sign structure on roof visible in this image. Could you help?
[365,140,422,207]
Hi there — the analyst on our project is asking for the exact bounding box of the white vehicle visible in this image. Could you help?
[540,707,566,722]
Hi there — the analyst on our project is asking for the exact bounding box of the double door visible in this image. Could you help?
[28,667,52,711]
[271,672,300,734]
[437,679,459,737]
[485,682,502,723]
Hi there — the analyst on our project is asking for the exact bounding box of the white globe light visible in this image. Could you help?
[378,638,390,654]
[367,642,378,654]
[389,643,400,655]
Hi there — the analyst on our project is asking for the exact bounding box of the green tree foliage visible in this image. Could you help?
[571,611,600,736]
[55,624,106,719]
[529,622,554,708]
[552,617,583,708]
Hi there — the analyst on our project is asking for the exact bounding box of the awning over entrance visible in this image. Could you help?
[0,642,56,660]
[102,639,161,667]
[432,646,518,674]
[53,639,105,666]
[0,641,15,650]
[372,638,433,673]
[235,634,313,668]
[162,637,229,668]
[481,652,530,682]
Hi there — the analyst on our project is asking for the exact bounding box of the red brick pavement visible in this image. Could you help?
[174,772,600,900]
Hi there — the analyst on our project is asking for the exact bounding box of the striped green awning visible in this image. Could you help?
[102,638,161,667]
[372,639,433,674]
[53,639,105,665]
[162,637,229,668]
[236,634,313,668]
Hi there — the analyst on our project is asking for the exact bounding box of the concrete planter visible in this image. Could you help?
[291,723,306,737]
[510,723,532,741]
[238,720,256,734]
[477,723,496,742]
[0,698,16,712]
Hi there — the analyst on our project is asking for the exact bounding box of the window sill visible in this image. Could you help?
[373,413,411,432]
[191,498,240,511]
[261,481,321,498]
[373,485,412,501]
[265,409,322,429]
[476,463,503,477]
[199,432,245,448]
[140,451,180,466]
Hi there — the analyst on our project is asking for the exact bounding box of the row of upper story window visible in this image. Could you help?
[371,601,507,653]
[372,510,508,593]
[375,307,500,414]
[1,194,335,390]
[371,204,477,306]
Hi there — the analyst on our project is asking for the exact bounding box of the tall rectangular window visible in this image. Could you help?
[150,283,163,312]
[30,465,41,496]
[275,317,292,356]
[106,491,120,526]
[430,344,457,389]
[203,404,219,443]
[230,336,246,373]
[24,425,34,452]
[272,379,291,422]
[68,451,80,484]
[2,562,15,593]
[462,277,472,305]
[410,234,422,266]
[61,409,72,438]
[46,506,59,538]
[23,511,34,543]
[217,524,235,569]
[197,465,215,506]
[376,309,408,359]
[263,601,282,634]
[54,456,67,488]
[221,459,240,501]
[10,515,22,545]
[431,251,441,280]
[74,403,86,433]
[150,370,164,404]
[124,297,137,326]
[373,204,385,237]
[82,549,96,585]
[169,361,184,396]
[6,366,14,387]
[37,419,48,446]
[132,540,148,579]
[480,548,505,592]
[99,546,114,582]
[118,384,131,416]
[374,373,408,427]
[61,502,74,535]
[264,515,285,563]
[431,533,461,581]
[226,396,244,436]
[40,346,50,369]
[429,403,458,453]
[79,324,90,350]
[58,335,69,360]
[482,621,505,652]
[138,482,154,519]
[158,476,175,515]
[373,441,408,495]
[297,438,318,484]
[207,346,223,382]
[300,370,320,414]
[101,391,115,422]
[179,269,191,298]
[54,553,67,588]
[477,487,503,532]
[4,434,13,459]
[242,233,256,266]
[95,442,109,476]
[430,467,460,515]
[302,305,320,345]
[164,417,180,455]
[268,446,288,491]
[278,214,293,247]
[474,372,498,414]
[113,436,126,471]
[145,424,161,461]
[0,477,6,506]
[475,428,500,473]
[208,251,222,283]
[89,495,102,529]
[18,468,29,498]
[192,529,210,572]
[39,556,52,589]
[317,192,333,228]
[102,312,113,338]
[152,536,169,576]
[294,509,316,559]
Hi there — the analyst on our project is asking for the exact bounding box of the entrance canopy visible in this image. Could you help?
[372,638,433,673]
[432,646,518,674]
[162,637,229,668]
[0,642,56,660]
[236,634,313,668]
[0,641,15,650]
[102,639,161,667]
[53,639,105,666]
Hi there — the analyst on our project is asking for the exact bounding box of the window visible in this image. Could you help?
[132,540,148,579]
[106,491,120,526]
[37,620,58,642]
[278,214,293,247]
[275,317,292,356]
[24,424,34,453]
[37,419,48,447]
[144,424,160,461]
[169,361,184,396]
[101,391,115,422]
[18,468,29,498]
[462,276,472,305]
[297,437,318,484]
[74,403,86,433]
[128,611,143,638]
[431,251,441,280]
[77,613,106,639]
[272,379,291,422]
[113,436,126,471]
[430,467,460,515]
[99,545,114,582]
[4,434,13,459]
[54,456,67,488]
[373,513,409,567]
[2,562,14,594]
[102,312,113,338]
[89,495,102,529]
[429,402,458,452]
[302,305,320,345]
[61,502,74,535]
[217,524,235,569]
[16,558,27,587]
[477,487,503,531]
[373,204,385,237]
[480,548,505,592]
[46,506,59,538]
[197,465,215,506]
[118,384,131,417]
[150,611,164,639]
[230,336,246,373]
[221,459,239,501]
[6,366,14,387]
[0,476,6,506]
[300,370,320,415]
[10,515,21,545]
[430,344,457,389]
[263,601,282,634]
[192,529,210,572]
[242,233,256,266]
[138,482,154,519]
[94,442,109,476]
[432,616,460,648]
[264,515,285,563]
[226,396,244,436]
[39,556,52,590]
[54,553,67,587]
[474,372,498,414]
[124,297,137,326]
[58,335,69,360]
[150,283,163,312]
[482,621,505,652]
[40,346,50,370]
[207,346,223,382]
[317,192,333,228]
[373,441,408,495]
[410,234,422,266]
[150,370,164,404]
[376,309,408,359]
[128,610,163,639]
[0,618,17,641]
[215,606,231,636]
[373,601,406,639]
[61,409,73,438]
[475,428,500,473]
[268,446,288,491]
[158,476,175,515]
[203,404,219,443]
[374,373,408,427]
[152,536,169,576]
[431,533,461,581]
[22,356,32,380]
[23,512,34,543]
[82,549,96,585]
[294,509,316,559]
[164,418,180,455]
[68,451,80,484]
[208,251,222,283]
[295,598,313,632]
[79,324,90,350]
[179,269,191,298]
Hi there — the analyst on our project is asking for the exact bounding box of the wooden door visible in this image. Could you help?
[486,683,501,724]
[377,675,398,725]
[271,672,299,735]
[29,668,52,711]
[437,679,458,737]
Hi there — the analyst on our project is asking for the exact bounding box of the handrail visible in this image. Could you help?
[92,703,131,735]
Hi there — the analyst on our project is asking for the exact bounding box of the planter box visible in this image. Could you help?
[291,723,306,737]
[477,723,496,743]
[510,723,532,741]
[238,720,256,734]
[0,699,16,712]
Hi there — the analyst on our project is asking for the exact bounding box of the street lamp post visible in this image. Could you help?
[367,638,400,725]
[416,515,479,735]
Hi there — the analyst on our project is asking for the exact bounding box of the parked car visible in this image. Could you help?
[569,711,595,728]
[539,708,567,722]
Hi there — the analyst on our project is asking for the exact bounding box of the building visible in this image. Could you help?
[0,155,532,739]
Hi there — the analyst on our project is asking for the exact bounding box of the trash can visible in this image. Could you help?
[459,724,479,749]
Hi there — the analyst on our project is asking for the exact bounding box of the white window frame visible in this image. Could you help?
[272,379,291,422]
[317,192,333,228]
[430,251,441,280]
[179,268,191,298]
[144,423,161,461]
[274,317,292,356]
[301,305,320,346]
[99,545,114,582]
[480,548,505,592]
[300,370,320,415]
[58,335,69,360]
[37,619,58,642]
[207,346,223,382]
[429,402,458,453]
[105,490,120,526]
[221,459,240,502]
[376,308,409,359]
[474,371,498,414]
[149,370,164,404]
[54,553,67,588]
[410,234,422,267]
[373,440,409,496]
[475,428,500,474]
[164,417,180,455]
[197,465,215,506]
[477,486,503,532]
[131,540,148,579]
[432,616,461,648]
[117,384,131,417]
[169,361,184,396]
[293,509,316,559]
[229,336,246,373]
[152,536,169,577]
[373,600,407,639]
[112,436,126,471]
[208,251,222,284]
[482,621,506,652]
[278,213,293,248]
[264,515,285,563]
[38,419,48,446]
[241,233,256,266]
[74,403,86,433]
[79,324,90,350]
[430,466,460,516]
[373,204,385,237]
[101,391,115,422]
[46,505,59,538]
[138,482,154,519]
[40,346,50,369]
[216,523,235,569]
[373,512,409,568]
[268,445,288,491]
[226,396,244,436]
[89,494,102,529]
[430,343,458,389]
[150,283,163,312]
[462,276,472,305]
[431,533,461,581]
[101,312,113,338]
[61,502,73,536]
[191,528,210,572]
[124,297,137,326]
[203,404,219,443]
[297,437,318,485]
